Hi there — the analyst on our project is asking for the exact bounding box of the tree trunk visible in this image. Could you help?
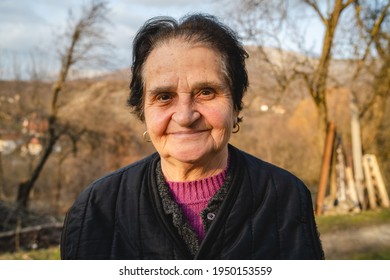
[13,1,109,211]
[360,57,390,152]
[307,0,346,146]
[16,121,58,210]
[314,96,329,152]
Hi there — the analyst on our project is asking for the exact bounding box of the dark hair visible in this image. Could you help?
[128,14,249,121]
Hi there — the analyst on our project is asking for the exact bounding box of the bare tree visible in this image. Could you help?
[226,0,356,146]
[302,0,355,138]
[227,0,390,151]
[16,1,111,210]
[352,1,390,151]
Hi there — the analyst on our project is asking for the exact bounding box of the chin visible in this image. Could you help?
[169,150,211,164]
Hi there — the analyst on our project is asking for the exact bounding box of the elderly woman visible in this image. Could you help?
[61,14,324,259]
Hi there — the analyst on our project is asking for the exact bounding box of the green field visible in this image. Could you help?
[316,208,390,260]
[316,208,390,234]
[0,246,60,260]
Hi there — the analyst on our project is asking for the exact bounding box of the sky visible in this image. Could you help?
[0,0,226,79]
[0,0,325,80]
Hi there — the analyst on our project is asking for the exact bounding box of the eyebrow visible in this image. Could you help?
[146,86,176,95]
[192,81,227,91]
[146,81,228,95]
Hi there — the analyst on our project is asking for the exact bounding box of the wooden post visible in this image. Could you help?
[316,122,336,216]
[362,155,378,209]
[343,137,360,211]
[335,143,347,202]
[329,145,337,202]
[345,167,360,212]
[350,96,365,209]
[364,154,390,208]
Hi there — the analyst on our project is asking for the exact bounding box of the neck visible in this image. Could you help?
[161,147,229,181]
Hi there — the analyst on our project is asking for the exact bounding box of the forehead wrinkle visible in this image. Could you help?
[142,39,231,95]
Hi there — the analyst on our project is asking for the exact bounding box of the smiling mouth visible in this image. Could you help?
[169,130,209,137]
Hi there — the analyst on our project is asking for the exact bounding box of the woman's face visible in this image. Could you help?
[143,39,236,166]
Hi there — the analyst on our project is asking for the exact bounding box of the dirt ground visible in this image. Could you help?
[321,223,390,259]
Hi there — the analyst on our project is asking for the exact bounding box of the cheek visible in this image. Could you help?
[145,107,171,137]
[206,107,235,131]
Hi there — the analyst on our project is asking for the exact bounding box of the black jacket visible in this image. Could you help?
[61,145,324,259]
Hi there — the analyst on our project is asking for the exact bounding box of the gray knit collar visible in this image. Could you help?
[155,159,233,257]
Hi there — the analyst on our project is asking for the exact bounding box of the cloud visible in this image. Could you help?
[103,0,217,67]
[0,0,218,78]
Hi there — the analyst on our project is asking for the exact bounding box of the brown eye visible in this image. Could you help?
[198,88,215,99]
[201,89,212,95]
[157,93,172,103]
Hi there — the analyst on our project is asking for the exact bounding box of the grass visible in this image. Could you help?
[316,208,390,260]
[316,208,390,234]
[0,246,60,260]
[353,248,390,260]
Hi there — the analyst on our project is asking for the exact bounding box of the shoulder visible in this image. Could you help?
[231,145,314,219]
[94,152,157,186]
[229,145,324,259]
[61,153,158,259]
[78,152,158,201]
[230,145,307,191]
[66,152,159,227]
[230,144,313,212]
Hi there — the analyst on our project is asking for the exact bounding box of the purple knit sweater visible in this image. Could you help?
[167,169,227,241]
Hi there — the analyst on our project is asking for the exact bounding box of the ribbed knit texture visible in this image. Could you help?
[167,169,227,241]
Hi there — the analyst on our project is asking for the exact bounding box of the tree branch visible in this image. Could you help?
[371,2,390,59]
[342,0,356,10]
[304,0,326,24]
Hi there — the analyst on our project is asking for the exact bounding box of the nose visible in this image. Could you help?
[171,96,200,126]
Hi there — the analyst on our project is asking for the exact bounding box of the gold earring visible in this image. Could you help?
[143,131,152,142]
[232,123,240,133]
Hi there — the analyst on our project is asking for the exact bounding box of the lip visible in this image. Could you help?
[169,129,209,137]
